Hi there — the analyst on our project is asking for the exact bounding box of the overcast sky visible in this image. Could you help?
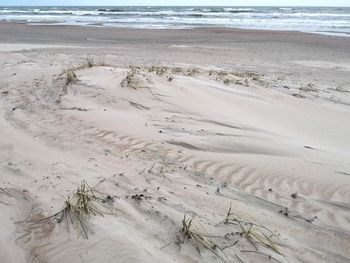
[1,0,349,7]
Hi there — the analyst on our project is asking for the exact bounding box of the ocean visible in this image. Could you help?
[1,6,350,34]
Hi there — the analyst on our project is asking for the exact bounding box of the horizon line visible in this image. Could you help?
[1,5,350,7]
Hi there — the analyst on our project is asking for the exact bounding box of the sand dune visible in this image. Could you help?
[1,26,350,263]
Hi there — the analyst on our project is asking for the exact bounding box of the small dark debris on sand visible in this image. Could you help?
[292,93,305,98]
[304,145,313,149]
[291,193,298,199]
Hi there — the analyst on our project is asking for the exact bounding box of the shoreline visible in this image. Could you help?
[1,20,350,38]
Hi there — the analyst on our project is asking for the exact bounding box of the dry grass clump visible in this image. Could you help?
[121,66,152,89]
[233,71,260,79]
[71,57,95,71]
[299,83,317,92]
[147,65,175,81]
[167,73,175,82]
[85,57,95,68]
[121,66,139,88]
[171,67,182,74]
[55,68,78,104]
[217,204,280,254]
[70,57,112,71]
[148,65,170,76]
[166,205,284,262]
[55,57,112,104]
[148,65,199,78]
[121,65,264,91]
[147,66,178,81]
[211,70,261,87]
[64,68,77,87]
[185,68,200,76]
[181,215,226,261]
[97,60,111,67]
[28,180,113,239]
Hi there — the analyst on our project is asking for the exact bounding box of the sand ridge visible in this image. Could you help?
[0,28,350,263]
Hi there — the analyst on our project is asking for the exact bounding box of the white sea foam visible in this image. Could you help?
[0,6,349,34]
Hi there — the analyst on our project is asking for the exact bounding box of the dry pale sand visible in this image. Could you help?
[0,23,350,263]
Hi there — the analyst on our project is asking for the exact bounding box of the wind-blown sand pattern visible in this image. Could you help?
[1,24,350,263]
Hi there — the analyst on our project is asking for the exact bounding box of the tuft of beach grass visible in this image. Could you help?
[27,180,113,239]
[85,57,95,68]
[216,203,282,259]
[64,68,77,87]
[181,215,226,262]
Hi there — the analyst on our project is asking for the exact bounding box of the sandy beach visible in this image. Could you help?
[0,22,350,263]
